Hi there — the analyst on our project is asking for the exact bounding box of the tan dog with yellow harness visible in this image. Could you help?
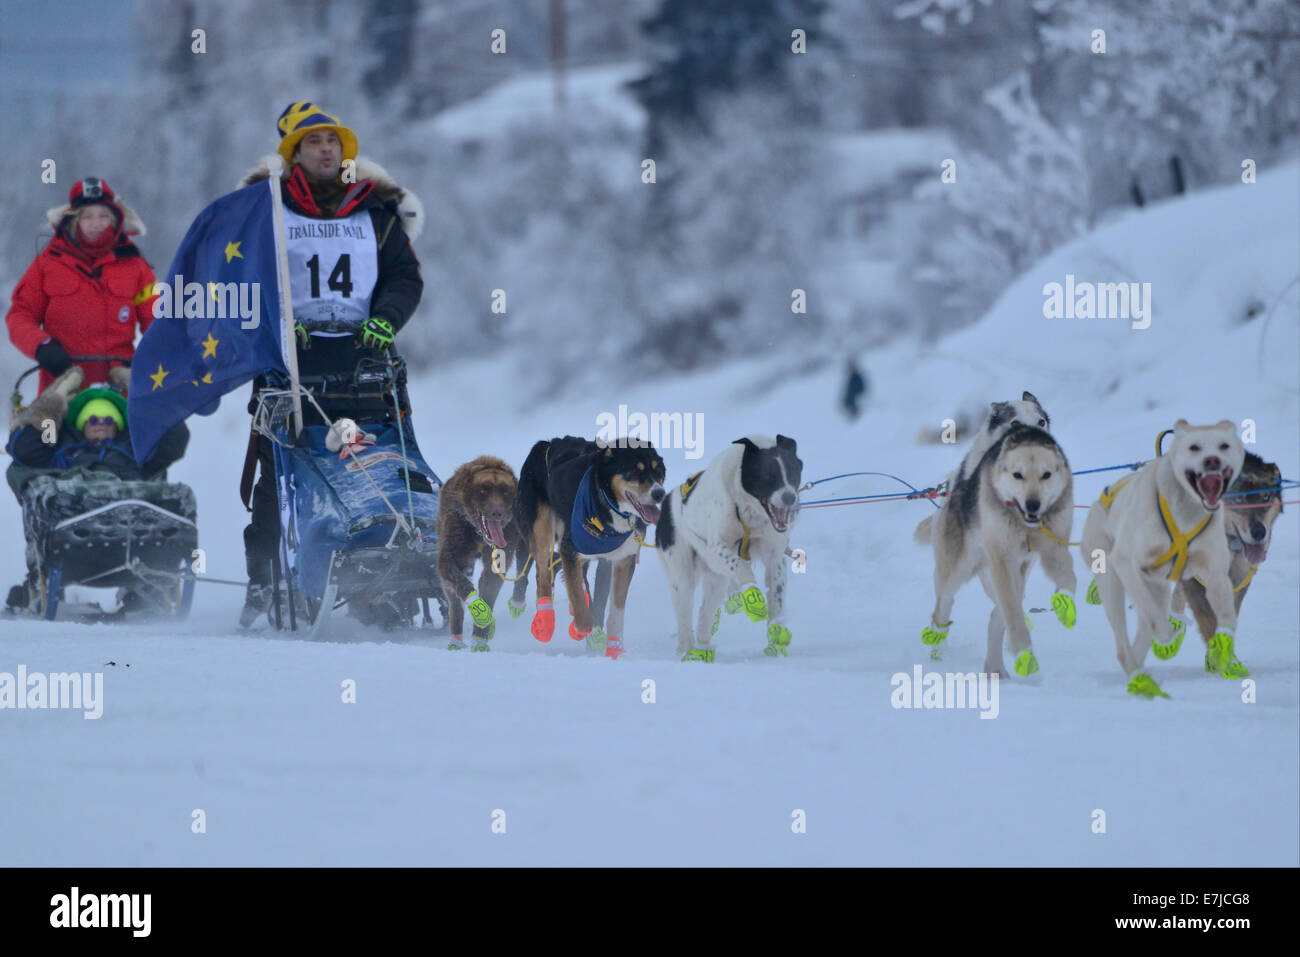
[1079,420,1245,698]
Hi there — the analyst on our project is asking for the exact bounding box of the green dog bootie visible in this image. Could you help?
[470,636,491,652]
[1151,615,1186,661]
[725,593,743,616]
[1013,647,1039,676]
[683,645,716,662]
[1127,672,1170,699]
[1207,630,1249,678]
[1085,579,1101,605]
[447,634,465,651]
[763,621,792,657]
[1050,590,1077,629]
[507,598,527,619]
[466,590,495,630]
[921,621,951,647]
[710,607,721,638]
[739,583,768,622]
[585,626,607,652]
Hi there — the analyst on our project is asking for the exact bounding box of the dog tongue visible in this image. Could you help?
[638,503,661,525]
[485,519,507,548]
[1198,473,1224,506]
[1244,542,1267,564]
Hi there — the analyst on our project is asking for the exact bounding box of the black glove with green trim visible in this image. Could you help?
[360,317,395,350]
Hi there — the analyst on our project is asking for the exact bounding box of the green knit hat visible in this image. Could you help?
[66,387,127,432]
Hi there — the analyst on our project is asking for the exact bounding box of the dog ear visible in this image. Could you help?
[1216,419,1236,432]
[776,434,797,452]
[988,402,1012,430]
[1022,390,1039,404]
[604,446,614,458]
[732,437,759,454]
[1173,418,1189,432]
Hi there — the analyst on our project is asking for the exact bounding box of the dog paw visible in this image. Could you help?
[682,645,716,662]
[724,593,743,615]
[603,634,625,659]
[446,635,465,651]
[568,619,592,641]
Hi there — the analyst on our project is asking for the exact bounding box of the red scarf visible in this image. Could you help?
[67,222,120,263]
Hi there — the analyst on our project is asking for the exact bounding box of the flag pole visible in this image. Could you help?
[267,156,303,436]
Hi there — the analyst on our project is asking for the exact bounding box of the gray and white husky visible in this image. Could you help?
[915,423,1076,677]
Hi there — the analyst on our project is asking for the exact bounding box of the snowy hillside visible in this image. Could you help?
[1,161,1296,866]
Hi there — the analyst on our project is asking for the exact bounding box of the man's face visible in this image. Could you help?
[294,130,342,182]
[83,418,119,442]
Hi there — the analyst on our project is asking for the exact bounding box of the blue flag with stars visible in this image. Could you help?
[129,180,289,464]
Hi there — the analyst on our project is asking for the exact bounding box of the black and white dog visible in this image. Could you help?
[656,435,802,661]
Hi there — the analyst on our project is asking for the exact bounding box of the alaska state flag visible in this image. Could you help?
[129,180,289,464]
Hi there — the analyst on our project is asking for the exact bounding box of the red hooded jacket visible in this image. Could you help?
[6,228,158,393]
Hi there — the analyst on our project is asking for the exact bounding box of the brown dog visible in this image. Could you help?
[1172,451,1284,642]
[436,456,530,651]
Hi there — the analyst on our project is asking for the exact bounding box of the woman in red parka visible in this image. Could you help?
[6,177,158,394]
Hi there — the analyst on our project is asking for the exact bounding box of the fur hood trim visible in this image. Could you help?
[237,154,424,241]
[45,198,147,238]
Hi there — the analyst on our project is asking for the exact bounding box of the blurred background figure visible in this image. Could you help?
[842,357,867,420]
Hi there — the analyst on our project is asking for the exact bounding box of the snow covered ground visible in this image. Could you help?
[1,162,1296,866]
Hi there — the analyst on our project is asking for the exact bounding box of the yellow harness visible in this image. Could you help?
[679,470,704,504]
[1099,478,1211,581]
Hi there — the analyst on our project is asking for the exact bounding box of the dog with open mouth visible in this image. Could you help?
[514,435,666,658]
[656,434,803,661]
[436,455,530,651]
[1171,450,1283,645]
[1080,419,1247,695]
[915,423,1076,677]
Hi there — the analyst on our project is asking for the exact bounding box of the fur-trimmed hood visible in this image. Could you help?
[44,197,147,238]
[237,154,424,241]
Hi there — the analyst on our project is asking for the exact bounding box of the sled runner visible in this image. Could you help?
[6,356,197,621]
[250,322,448,636]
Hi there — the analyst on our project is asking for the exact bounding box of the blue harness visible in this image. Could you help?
[570,466,634,554]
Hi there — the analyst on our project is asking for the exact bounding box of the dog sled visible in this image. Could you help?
[6,356,198,621]
[250,321,448,636]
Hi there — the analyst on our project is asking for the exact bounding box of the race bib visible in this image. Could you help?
[283,207,379,334]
